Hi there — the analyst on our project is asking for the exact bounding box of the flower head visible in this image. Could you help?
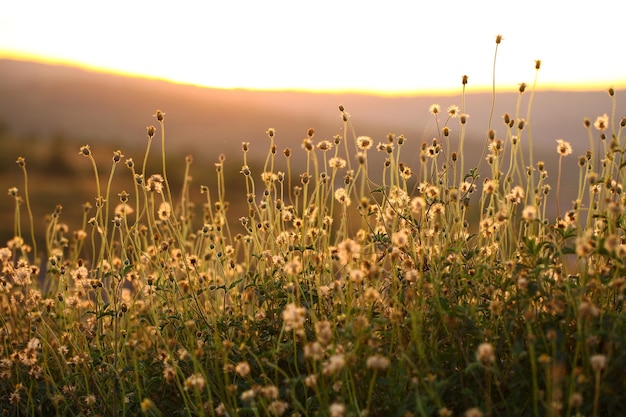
[594,114,609,131]
[556,139,572,156]
[429,104,441,115]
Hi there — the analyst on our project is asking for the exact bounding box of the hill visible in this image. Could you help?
[0,58,621,247]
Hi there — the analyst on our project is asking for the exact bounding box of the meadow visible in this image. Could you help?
[1,40,626,417]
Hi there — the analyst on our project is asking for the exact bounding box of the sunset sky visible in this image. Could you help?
[1,0,624,95]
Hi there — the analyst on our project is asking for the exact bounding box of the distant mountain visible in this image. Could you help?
[0,58,622,246]
[1,58,618,158]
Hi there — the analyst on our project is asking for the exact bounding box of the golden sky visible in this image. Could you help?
[1,0,624,95]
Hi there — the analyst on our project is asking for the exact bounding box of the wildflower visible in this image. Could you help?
[329,402,346,417]
[157,202,172,221]
[439,407,453,417]
[79,145,91,156]
[328,157,347,169]
[364,287,381,303]
[261,385,279,399]
[507,186,525,204]
[476,342,495,366]
[429,104,441,115]
[460,181,476,194]
[261,171,278,184]
[334,187,351,206]
[268,400,289,416]
[569,392,583,408]
[83,394,96,406]
[410,196,427,216]
[315,320,333,345]
[9,391,20,405]
[447,105,460,118]
[575,229,595,257]
[184,373,206,391]
[400,166,413,179]
[349,268,364,284]
[317,140,333,151]
[604,234,621,253]
[112,150,124,163]
[424,184,440,200]
[337,238,360,266]
[215,403,228,416]
[556,139,572,156]
[322,353,346,375]
[366,354,391,370]
[281,303,306,336]
[241,389,256,403]
[304,342,325,360]
[140,398,155,412]
[304,374,318,388]
[593,114,609,131]
[465,408,484,417]
[146,174,164,193]
[522,205,538,222]
[282,257,302,275]
[429,203,445,219]
[235,361,251,377]
[590,354,607,373]
[154,109,165,121]
[357,136,373,150]
[392,230,409,248]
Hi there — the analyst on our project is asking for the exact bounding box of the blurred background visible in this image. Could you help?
[1,0,624,248]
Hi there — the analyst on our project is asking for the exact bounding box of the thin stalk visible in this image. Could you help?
[16,157,38,261]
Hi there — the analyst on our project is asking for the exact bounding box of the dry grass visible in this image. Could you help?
[1,39,626,417]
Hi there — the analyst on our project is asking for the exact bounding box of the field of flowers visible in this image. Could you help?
[1,39,625,416]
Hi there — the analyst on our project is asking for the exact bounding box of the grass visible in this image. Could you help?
[2,38,626,417]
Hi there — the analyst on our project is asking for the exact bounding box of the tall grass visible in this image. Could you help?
[1,37,626,416]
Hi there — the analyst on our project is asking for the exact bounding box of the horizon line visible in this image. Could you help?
[1,50,624,98]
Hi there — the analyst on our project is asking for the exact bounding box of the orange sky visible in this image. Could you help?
[1,1,625,95]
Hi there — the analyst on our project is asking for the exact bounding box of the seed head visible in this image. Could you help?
[146,125,156,138]
[79,145,91,157]
[495,34,503,44]
[366,354,391,371]
[154,110,165,122]
[429,104,441,115]
[594,114,609,131]
[590,354,607,373]
[16,157,26,167]
[556,139,572,156]
[462,75,468,85]
[535,60,542,70]
[476,342,496,366]
[112,150,124,163]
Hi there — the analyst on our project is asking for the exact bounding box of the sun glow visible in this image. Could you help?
[1,1,625,95]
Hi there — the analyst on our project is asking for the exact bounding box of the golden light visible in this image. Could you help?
[1,0,624,95]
